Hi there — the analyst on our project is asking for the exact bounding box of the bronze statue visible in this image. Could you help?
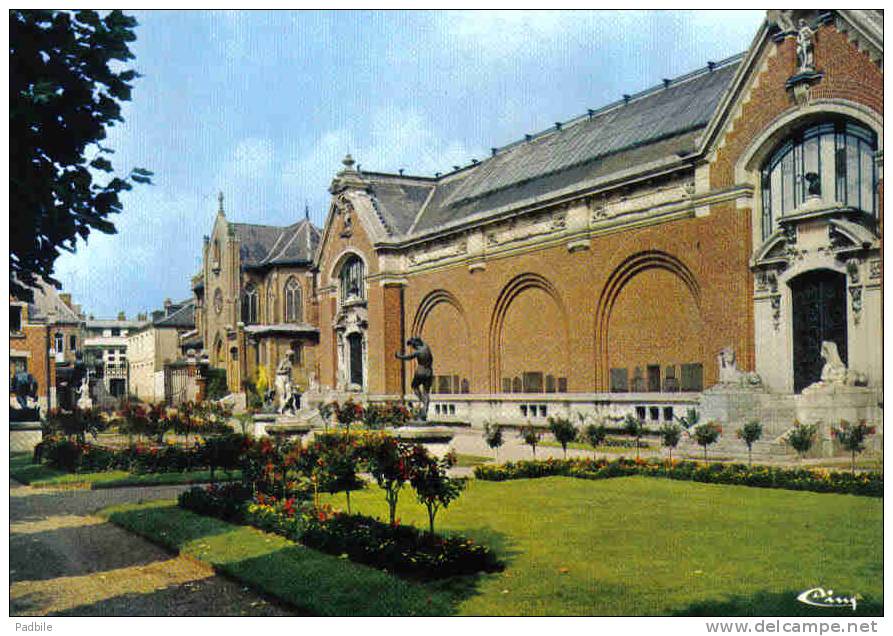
[396,337,433,420]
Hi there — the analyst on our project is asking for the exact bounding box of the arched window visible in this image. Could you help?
[340,255,365,304]
[761,119,877,239]
[212,240,221,270]
[241,284,258,324]
[284,277,302,323]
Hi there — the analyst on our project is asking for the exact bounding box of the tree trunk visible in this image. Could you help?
[852,449,857,475]
[346,488,352,515]
[703,445,708,462]
[427,504,436,534]
[748,446,753,468]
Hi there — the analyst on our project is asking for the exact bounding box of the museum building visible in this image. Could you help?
[199,10,883,438]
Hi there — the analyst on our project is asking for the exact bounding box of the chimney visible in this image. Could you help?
[163,298,173,315]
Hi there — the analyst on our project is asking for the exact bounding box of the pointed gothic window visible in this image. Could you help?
[284,277,302,323]
[241,284,258,324]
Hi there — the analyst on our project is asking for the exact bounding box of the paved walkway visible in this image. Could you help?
[9,480,295,616]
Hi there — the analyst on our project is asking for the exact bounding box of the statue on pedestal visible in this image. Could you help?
[11,370,39,420]
[275,351,301,415]
[75,376,93,410]
[716,347,763,388]
[396,337,433,421]
[804,341,868,391]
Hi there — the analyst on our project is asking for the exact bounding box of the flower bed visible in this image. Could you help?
[177,484,503,579]
[34,434,250,475]
[473,457,882,497]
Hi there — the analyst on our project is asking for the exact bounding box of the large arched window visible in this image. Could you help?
[340,255,365,304]
[241,284,258,324]
[284,277,303,322]
[761,119,877,239]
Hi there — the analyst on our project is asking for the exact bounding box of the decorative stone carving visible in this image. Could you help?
[335,193,355,238]
[551,212,567,231]
[715,347,763,388]
[796,20,816,73]
[869,259,881,280]
[755,270,778,294]
[846,259,861,284]
[849,286,863,324]
[770,295,781,330]
[408,237,468,266]
[803,341,868,392]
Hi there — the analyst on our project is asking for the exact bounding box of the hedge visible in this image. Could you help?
[473,457,882,497]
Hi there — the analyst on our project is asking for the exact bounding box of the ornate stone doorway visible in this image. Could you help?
[790,269,847,393]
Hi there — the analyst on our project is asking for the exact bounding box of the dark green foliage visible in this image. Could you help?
[473,457,882,497]
[583,422,608,448]
[10,10,153,300]
[659,422,683,462]
[519,424,541,458]
[832,420,877,474]
[690,421,723,461]
[547,416,577,458]
[623,414,646,460]
[736,420,763,467]
[786,421,818,459]
[205,368,228,400]
[482,421,504,459]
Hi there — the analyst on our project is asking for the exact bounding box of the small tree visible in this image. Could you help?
[832,420,876,474]
[410,449,465,534]
[482,421,504,462]
[659,421,683,465]
[548,416,577,459]
[584,421,608,449]
[736,420,763,467]
[364,433,413,524]
[690,421,722,462]
[785,421,818,462]
[623,414,646,460]
[519,424,541,459]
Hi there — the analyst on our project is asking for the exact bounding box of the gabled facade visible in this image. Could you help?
[196,194,321,397]
[308,9,882,432]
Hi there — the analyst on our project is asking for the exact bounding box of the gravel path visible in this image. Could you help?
[9,479,296,616]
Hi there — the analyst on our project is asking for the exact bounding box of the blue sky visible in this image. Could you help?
[54,9,765,318]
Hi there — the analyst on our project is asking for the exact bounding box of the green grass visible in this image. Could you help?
[103,476,883,616]
[98,500,458,616]
[10,452,240,489]
[453,453,492,467]
[539,439,647,454]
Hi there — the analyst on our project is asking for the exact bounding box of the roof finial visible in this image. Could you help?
[304,200,310,221]
[217,191,225,216]
[342,153,356,171]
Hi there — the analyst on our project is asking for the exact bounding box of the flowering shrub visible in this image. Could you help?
[178,482,253,521]
[785,421,818,459]
[364,433,415,524]
[301,512,502,579]
[363,401,412,429]
[43,407,108,442]
[409,450,464,534]
[832,420,876,474]
[331,399,366,429]
[473,457,881,497]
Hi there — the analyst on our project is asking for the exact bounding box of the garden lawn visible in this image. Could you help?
[98,500,455,616]
[10,452,241,489]
[323,476,882,615]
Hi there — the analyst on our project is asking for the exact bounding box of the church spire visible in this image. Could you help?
[217,191,225,216]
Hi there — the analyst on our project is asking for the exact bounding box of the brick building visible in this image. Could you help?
[197,10,882,434]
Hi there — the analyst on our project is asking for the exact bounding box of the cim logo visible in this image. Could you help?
[797,587,859,611]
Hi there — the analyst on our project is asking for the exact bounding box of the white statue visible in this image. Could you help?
[76,376,93,410]
[796,19,815,73]
[717,347,762,388]
[275,351,300,415]
[814,341,867,387]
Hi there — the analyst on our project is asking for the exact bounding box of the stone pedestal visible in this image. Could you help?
[10,421,42,453]
[796,385,883,456]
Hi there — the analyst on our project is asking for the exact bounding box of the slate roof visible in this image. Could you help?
[354,55,742,239]
[25,282,82,325]
[154,299,195,329]
[232,219,321,268]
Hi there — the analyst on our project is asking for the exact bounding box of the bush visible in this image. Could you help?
[583,422,607,448]
[659,422,683,463]
[547,416,577,458]
[301,512,502,579]
[785,421,818,459]
[473,457,882,497]
[519,424,541,458]
[623,414,646,460]
[178,482,253,522]
[205,368,228,400]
